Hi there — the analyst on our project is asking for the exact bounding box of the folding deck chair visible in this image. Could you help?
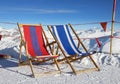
[48,24,100,75]
[17,23,61,78]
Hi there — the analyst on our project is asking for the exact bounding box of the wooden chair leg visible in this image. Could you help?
[18,45,22,66]
[89,55,100,71]
[54,58,61,73]
[65,58,77,75]
[28,58,36,78]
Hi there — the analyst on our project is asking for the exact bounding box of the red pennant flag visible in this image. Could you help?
[96,38,101,48]
[100,22,107,32]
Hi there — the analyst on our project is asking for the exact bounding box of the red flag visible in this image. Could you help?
[100,22,107,32]
[96,38,101,48]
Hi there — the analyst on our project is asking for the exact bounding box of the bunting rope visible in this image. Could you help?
[0,21,120,26]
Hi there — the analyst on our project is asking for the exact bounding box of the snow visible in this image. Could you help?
[0,27,120,84]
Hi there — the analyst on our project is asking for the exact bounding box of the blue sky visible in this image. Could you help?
[0,0,120,29]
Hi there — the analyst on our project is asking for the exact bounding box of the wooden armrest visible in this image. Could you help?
[36,55,58,58]
[46,41,56,46]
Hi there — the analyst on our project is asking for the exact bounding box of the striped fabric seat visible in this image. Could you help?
[51,25,93,56]
[23,25,49,57]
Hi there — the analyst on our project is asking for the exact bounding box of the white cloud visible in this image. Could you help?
[0,7,78,14]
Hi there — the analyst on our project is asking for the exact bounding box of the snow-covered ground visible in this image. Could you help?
[0,27,120,84]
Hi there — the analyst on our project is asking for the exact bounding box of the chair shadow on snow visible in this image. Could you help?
[0,47,32,77]
[0,46,58,77]
[0,47,20,67]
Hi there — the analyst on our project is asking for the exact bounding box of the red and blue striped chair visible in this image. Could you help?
[48,24,100,75]
[17,23,61,78]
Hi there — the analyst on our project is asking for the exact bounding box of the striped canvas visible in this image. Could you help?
[51,25,93,56]
[22,25,49,57]
[51,25,84,55]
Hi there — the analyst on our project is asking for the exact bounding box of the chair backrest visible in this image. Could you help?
[51,25,82,55]
[18,24,49,57]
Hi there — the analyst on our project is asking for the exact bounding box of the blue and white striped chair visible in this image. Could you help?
[48,24,100,75]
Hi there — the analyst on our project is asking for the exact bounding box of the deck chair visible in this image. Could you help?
[48,24,100,75]
[17,23,61,78]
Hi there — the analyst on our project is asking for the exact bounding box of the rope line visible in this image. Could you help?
[0,21,120,26]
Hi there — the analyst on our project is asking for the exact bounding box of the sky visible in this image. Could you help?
[0,0,120,29]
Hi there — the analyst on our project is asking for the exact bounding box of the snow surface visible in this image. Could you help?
[0,27,120,84]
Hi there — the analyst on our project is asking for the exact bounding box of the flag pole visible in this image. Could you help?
[110,0,116,56]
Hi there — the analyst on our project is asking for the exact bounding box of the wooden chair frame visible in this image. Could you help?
[17,23,61,78]
[48,24,100,75]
